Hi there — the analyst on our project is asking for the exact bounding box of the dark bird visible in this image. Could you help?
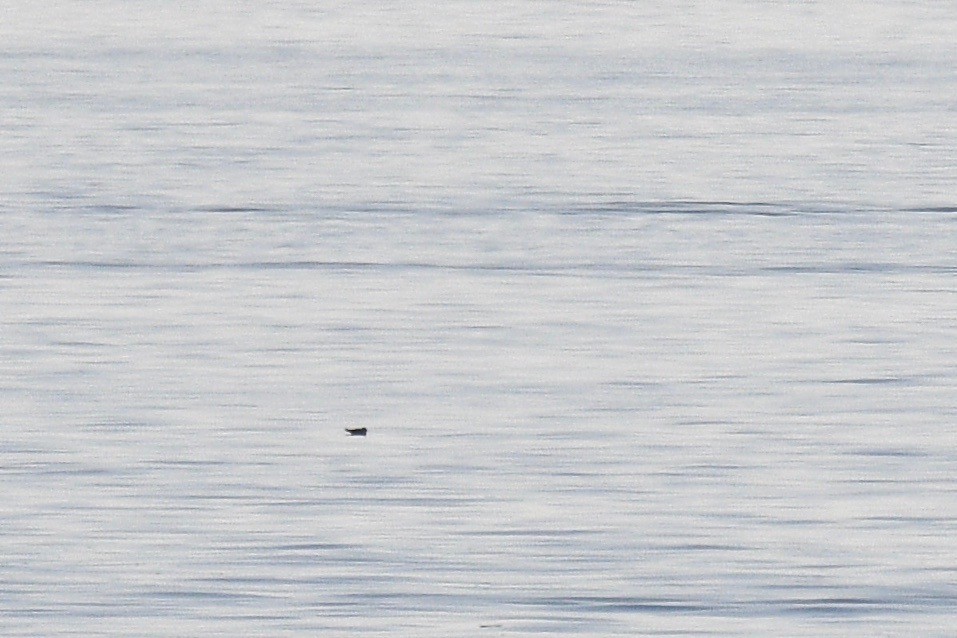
[345,427,367,436]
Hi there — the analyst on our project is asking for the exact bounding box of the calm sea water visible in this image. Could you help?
[2,2,956,636]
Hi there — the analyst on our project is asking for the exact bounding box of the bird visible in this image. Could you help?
[345,427,367,436]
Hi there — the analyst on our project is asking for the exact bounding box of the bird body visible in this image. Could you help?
[345,427,367,436]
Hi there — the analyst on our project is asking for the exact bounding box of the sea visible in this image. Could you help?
[1,1,955,636]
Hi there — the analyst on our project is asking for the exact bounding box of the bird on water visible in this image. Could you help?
[345,427,367,436]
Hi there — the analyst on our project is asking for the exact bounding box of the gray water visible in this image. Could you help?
[2,2,956,636]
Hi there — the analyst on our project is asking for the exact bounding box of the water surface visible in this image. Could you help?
[2,2,956,636]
